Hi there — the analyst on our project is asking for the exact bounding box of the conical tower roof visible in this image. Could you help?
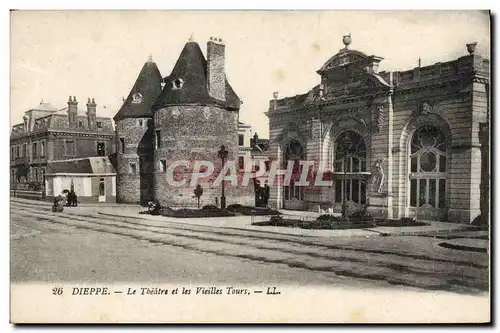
[153,41,240,111]
[114,58,163,121]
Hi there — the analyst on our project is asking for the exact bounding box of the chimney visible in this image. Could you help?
[207,37,226,101]
[87,97,97,130]
[67,96,78,128]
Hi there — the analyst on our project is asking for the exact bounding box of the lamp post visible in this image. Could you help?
[217,145,228,209]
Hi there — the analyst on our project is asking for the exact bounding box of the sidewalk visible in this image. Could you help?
[97,206,473,238]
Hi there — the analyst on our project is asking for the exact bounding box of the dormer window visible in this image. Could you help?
[172,78,184,90]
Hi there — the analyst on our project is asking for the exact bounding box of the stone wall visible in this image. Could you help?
[153,105,240,207]
[115,117,154,204]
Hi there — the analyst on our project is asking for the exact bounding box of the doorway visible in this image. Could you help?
[98,178,106,202]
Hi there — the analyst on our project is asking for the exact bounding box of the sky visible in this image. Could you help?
[10,10,490,138]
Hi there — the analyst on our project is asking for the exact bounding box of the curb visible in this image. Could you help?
[96,211,468,239]
[438,241,489,253]
[97,211,391,238]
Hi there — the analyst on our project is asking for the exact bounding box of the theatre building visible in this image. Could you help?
[266,35,490,223]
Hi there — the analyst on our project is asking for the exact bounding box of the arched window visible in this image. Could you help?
[283,139,305,201]
[409,125,447,209]
[334,130,367,204]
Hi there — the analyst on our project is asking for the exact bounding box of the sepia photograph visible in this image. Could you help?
[9,9,491,323]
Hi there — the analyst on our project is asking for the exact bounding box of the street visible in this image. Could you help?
[10,199,489,294]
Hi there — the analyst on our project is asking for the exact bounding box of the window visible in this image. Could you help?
[40,141,45,157]
[22,143,27,157]
[32,142,38,157]
[96,121,103,128]
[172,78,184,90]
[160,160,167,172]
[120,138,125,154]
[409,126,447,209]
[155,130,161,149]
[78,120,84,128]
[10,146,14,160]
[34,168,38,181]
[97,142,106,156]
[238,156,245,169]
[65,140,75,156]
[265,161,271,172]
[238,134,244,146]
[130,164,137,174]
[334,131,367,204]
[16,145,20,158]
[138,119,143,127]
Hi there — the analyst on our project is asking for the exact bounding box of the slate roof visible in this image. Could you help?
[153,41,241,111]
[47,157,116,174]
[114,60,163,121]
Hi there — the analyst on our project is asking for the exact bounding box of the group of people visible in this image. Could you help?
[52,190,78,212]
[255,182,270,207]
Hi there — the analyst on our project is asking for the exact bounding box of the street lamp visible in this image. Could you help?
[217,145,228,209]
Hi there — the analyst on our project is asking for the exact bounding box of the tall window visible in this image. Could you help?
[409,126,447,208]
[97,142,106,156]
[238,156,245,170]
[10,147,14,160]
[283,139,305,201]
[334,131,367,204]
[40,141,45,157]
[32,142,38,158]
[120,138,125,154]
[22,143,27,157]
[238,134,244,146]
[65,140,75,156]
[155,130,161,149]
[130,163,137,174]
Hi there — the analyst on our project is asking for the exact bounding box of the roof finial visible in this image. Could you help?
[189,33,194,42]
[466,42,477,55]
[148,54,153,62]
[418,57,422,68]
[342,33,352,49]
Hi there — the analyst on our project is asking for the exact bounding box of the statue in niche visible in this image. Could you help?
[371,158,385,193]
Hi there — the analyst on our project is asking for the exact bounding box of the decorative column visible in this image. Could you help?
[366,93,394,219]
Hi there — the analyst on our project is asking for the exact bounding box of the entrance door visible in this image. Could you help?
[98,178,106,202]
[408,126,448,221]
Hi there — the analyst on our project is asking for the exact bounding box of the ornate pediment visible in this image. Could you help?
[274,120,313,145]
[320,50,368,72]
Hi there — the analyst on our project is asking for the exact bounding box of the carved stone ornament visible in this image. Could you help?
[202,107,210,120]
[371,104,385,133]
[371,158,385,193]
[170,107,180,119]
[301,117,315,139]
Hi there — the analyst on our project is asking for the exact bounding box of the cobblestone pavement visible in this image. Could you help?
[10,199,489,294]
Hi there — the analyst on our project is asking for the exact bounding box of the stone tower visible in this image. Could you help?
[114,56,163,204]
[152,38,242,208]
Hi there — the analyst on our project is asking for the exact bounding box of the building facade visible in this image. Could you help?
[115,38,257,207]
[266,36,490,223]
[10,98,115,198]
